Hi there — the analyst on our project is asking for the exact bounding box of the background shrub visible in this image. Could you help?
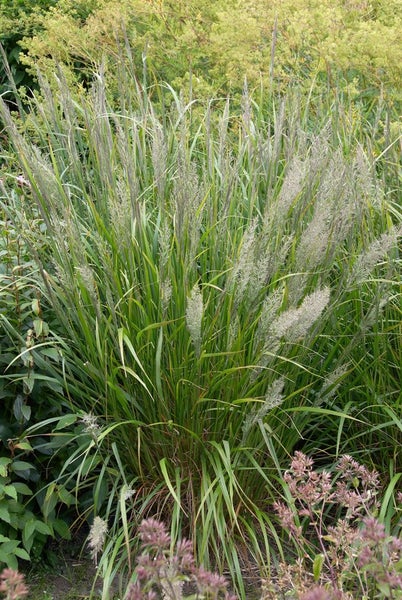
[0,0,58,101]
[13,0,402,105]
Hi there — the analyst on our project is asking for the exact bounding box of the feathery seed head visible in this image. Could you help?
[349,225,402,285]
[317,363,350,404]
[88,516,108,564]
[276,156,306,218]
[242,378,285,442]
[151,120,167,199]
[185,284,203,358]
[272,287,330,342]
[160,277,173,313]
[77,264,97,294]
[230,220,257,303]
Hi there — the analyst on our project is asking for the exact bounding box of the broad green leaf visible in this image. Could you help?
[21,404,31,422]
[23,519,36,546]
[313,553,324,582]
[40,347,60,361]
[53,519,71,539]
[0,503,11,524]
[43,485,58,520]
[0,540,20,553]
[3,485,17,501]
[13,547,30,561]
[14,440,33,452]
[33,318,49,337]
[57,486,75,506]
[54,414,78,431]
[23,372,35,395]
[34,520,52,536]
[31,298,40,316]
[0,549,17,570]
[13,482,33,496]
[22,533,33,554]
[13,394,30,423]
[10,461,33,473]
[0,458,11,477]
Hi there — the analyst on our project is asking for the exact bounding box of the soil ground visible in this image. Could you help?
[24,533,111,600]
[24,531,260,599]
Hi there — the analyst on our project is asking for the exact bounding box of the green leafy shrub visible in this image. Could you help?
[0,450,50,569]
[15,0,402,105]
[1,190,52,423]
[0,181,74,568]
[0,0,58,101]
[0,176,67,438]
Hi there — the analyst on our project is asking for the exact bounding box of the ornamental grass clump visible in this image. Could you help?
[0,66,401,596]
[264,453,402,599]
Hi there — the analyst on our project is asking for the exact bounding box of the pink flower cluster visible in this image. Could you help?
[126,518,236,600]
[271,452,401,599]
[274,451,381,533]
[0,569,28,600]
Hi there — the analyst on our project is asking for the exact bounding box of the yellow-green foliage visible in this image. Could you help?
[18,0,402,101]
[0,0,57,93]
[211,0,402,95]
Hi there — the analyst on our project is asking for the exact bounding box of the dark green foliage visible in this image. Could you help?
[0,0,58,101]
[0,185,74,569]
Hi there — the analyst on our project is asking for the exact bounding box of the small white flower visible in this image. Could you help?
[81,413,101,439]
[123,488,136,501]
